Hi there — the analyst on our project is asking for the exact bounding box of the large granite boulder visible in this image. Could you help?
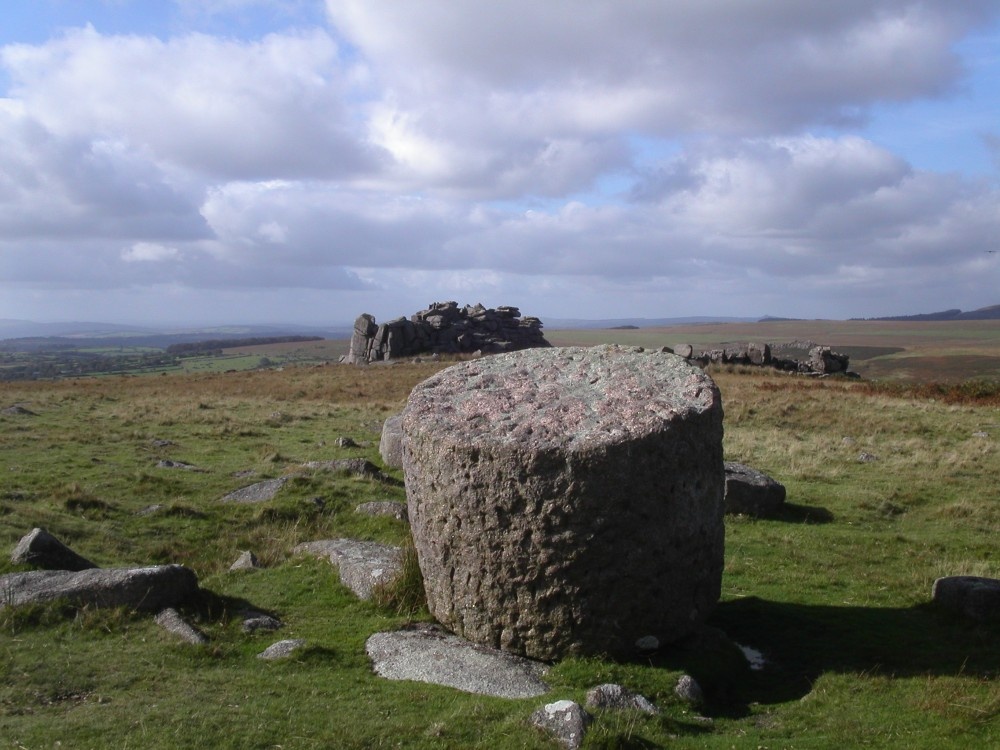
[402,345,725,660]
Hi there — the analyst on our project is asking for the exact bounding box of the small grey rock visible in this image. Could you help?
[10,527,98,571]
[155,607,208,645]
[135,504,165,517]
[2,405,37,416]
[857,452,879,463]
[229,551,261,571]
[258,639,306,660]
[241,613,283,633]
[293,538,402,600]
[585,683,659,715]
[336,436,359,448]
[530,700,591,750]
[674,674,704,706]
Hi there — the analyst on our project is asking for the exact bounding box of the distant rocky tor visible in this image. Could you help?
[679,341,854,377]
[342,301,549,364]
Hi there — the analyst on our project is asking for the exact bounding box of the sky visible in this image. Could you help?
[2,0,1000,327]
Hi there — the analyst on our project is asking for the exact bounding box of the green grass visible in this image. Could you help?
[1,361,998,748]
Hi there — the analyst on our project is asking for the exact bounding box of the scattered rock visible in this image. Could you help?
[674,674,705,706]
[258,639,306,660]
[365,624,549,699]
[229,550,261,571]
[155,607,208,645]
[135,504,165,517]
[529,700,591,750]
[241,611,283,633]
[403,345,725,660]
[156,459,201,471]
[220,477,288,504]
[972,431,989,438]
[379,414,404,469]
[355,501,408,522]
[301,458,398,484]
[10,527,98,571]
[293,539,403,600]
[0,565,199,612]
[584,683,659,715]
[857,452,879,463]
[336,436,359,448]
[723,462,786,517]
[2,405,37,416]
[932,576,1000,622]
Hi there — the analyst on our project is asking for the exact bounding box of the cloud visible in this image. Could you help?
[2,25,383,180]
[122,242,180,262]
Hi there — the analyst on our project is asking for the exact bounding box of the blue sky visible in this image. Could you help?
[2,1,1000,326]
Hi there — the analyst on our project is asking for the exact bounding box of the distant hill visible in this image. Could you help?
[545,315,757,329]
[852,305,1000,322]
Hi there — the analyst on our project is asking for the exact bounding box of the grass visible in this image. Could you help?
[1,357,998,748]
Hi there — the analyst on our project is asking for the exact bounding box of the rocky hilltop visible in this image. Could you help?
[343,301,549,364]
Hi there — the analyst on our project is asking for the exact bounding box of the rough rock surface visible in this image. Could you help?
[0,565,199,611]
[403,345,725,660]
[241,611,283,633]
[155,607,209,645]
[379,414,404,469]
[11,527,98,571]
[584,683,659,714]
[674,674,705,706]
[723,463,786,517]
[343,301,549,364]
[365,624,549,699]
[293,539,403,599]
[529,700,591,750]
[932,576,1000,622]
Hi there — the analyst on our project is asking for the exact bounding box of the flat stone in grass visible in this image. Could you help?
[293,539,402,599]
[584,683,659,715]
[403,345,725,660]
[258,639,306,660]
[0,565,199,611]
[932,576,1000,622]
[11,527,98,571]
[155,607,209,645]
[723,462,786,517]
[221,477,288,504]
[365,624,549,699]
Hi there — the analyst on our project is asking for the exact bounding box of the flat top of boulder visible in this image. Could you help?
[404,345,718,452]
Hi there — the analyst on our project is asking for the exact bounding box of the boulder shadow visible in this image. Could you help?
[678,595,1000,713]
[772,502,834,524]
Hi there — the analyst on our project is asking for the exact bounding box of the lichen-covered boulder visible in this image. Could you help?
[402,345,725,660]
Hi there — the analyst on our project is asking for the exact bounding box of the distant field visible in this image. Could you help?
[547,319,1000,381]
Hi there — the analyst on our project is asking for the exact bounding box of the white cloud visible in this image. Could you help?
[122,242,180,262]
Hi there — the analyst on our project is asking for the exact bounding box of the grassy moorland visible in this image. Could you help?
[548,319,1000,381]
[0,354,998,748]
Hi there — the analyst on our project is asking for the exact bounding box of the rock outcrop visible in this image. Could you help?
[402,345,725,660]
[685,342,851,376]
[343,301,549,364]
